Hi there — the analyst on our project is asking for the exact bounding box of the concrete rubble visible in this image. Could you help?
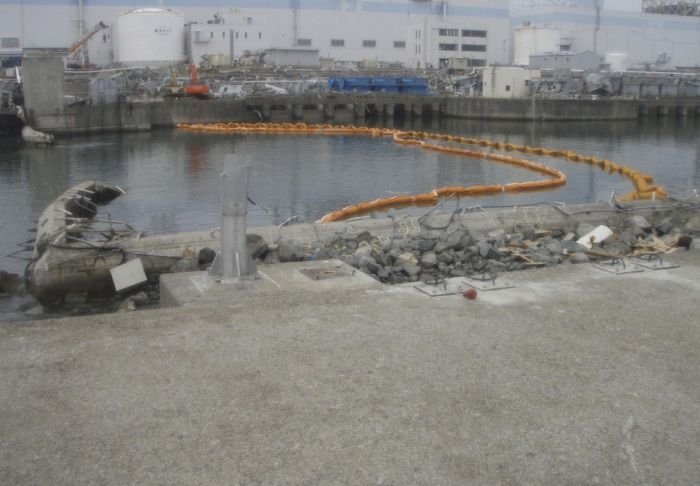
[11,198,698,320]
[253,208,697,286]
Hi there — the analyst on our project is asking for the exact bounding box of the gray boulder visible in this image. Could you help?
[247,234,269,260]
[420,252,438,268]
[278,239,305,262]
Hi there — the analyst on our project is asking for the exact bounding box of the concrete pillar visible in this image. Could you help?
[292,104,303,120]
[21,52,65,126]
[384,103,395,118]
[209,155,256,279]
[323,103,334,119]
[676,105,688,117]
[657,105,669,117]
[261,104,271,119]
[412,103,423,118]
[639,104,649,117]
[354,102,366,119]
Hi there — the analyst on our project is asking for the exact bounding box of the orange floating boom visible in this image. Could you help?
[176,122,666,222]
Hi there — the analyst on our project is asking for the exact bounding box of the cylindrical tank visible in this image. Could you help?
[116,8,185,66]
[514,25,560,66]
[604,52,629,72]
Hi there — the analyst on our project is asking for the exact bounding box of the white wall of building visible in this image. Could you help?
[1,0,698,70]
[510,4,700,69]
[482,67,540,98]
[603,0,643,13]
[2,0,511,68]
[513,25,561,65]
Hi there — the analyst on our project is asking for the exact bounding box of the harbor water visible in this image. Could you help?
[0,117,698,314]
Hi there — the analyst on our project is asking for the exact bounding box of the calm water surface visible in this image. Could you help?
[1,117,698,281]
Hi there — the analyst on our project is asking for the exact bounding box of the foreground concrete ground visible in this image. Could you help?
[1,251,699,485]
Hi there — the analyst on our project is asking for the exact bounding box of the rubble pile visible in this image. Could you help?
[263,210,698,284]
[5,207,697,319]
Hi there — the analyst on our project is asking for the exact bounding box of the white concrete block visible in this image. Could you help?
[111,258,147,292]
[577,225,613,250]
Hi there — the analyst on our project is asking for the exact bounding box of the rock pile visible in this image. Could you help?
[14,207,698,318]
[258,211,697,284]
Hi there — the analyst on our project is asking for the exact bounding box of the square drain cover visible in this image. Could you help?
[593,259,644,275]
[630,256,680,270]
[414,281,458,297]
[300,266,352,281]
[461,277,515,291]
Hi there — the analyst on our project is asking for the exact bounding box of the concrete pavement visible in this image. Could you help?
[1,250,699,484]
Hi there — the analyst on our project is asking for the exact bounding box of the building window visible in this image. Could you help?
[462,44,486,52]
[297,38,311,46]
[505,85,511,91]
[394,41,406,48]
[235,32,239,39]
[244,32,248,39]
[439,43,458,51]
[331,39,345,47]
[222,32,226,38]
[439,28,459,37]
[363,40,376,48]
[462,30,487,38]
[259,32,262,39]
[1,37,20,48]
[470,59,486,67]
[210,32,214,39]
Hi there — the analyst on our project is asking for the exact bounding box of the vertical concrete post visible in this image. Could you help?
[210,155,256,279]
[384,103,395,118]
[21,52,65,127]
[412,103,423,118]
[292,104,303,120]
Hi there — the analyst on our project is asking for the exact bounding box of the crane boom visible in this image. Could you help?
[68,21,107,57]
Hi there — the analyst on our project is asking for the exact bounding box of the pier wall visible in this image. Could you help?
[444,97,640,121]
[26,94,700,135]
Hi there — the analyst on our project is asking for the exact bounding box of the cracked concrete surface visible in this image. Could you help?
[1,251,699,484]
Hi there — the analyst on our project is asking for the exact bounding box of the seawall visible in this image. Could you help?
[26,94,700,135]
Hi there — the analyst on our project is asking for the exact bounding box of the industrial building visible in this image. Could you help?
[0,1,698,70]
[510,0,700,70]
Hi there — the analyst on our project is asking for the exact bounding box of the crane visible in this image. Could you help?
[66,21,108,68]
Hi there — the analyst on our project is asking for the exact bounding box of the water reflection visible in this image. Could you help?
[0,117,698,278]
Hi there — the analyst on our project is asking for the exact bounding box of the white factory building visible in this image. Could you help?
[510,0,700,70]
[0,0,698,70]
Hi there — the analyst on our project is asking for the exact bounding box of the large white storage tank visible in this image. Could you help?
[514,24,560,66]
[116,8,185,66]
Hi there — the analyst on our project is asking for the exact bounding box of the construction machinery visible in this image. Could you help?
[65,21,108,69]
[183,63,210,98]
[162,64,210,99]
